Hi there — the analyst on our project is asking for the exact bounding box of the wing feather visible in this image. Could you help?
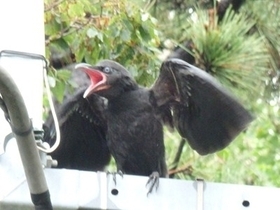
[152,59,253,155]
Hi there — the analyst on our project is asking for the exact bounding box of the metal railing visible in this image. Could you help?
[0,64,52,210]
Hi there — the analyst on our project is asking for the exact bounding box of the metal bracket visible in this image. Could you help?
[195,178,205,210]
[0,50,48,69]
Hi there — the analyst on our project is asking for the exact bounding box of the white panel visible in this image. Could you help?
[1,141,280,210]
[0,0,45,145]
[0,0,45,54]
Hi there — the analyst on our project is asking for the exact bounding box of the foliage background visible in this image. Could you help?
[44,0,280,187]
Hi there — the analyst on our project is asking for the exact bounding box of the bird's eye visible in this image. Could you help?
[103,67,112,74]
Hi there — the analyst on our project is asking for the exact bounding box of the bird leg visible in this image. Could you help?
[169,138,186,178]
[106,170,123,185]
[146,171,160,195]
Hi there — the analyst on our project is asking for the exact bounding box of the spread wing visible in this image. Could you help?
[152,58,253,155]
[43,68,111,171]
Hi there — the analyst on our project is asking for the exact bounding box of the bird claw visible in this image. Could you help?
[107,170,123,185]
[146,171,160,196]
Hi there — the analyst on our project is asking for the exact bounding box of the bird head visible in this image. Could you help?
[75,60,138,99]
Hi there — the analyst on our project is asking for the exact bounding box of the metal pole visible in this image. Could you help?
[0,65,52,209]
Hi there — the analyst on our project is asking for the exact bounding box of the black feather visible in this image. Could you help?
[43,66,111,171]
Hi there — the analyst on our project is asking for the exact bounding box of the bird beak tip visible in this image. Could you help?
[83,88,90,98]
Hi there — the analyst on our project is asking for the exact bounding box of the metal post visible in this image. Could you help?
[0,65,52,209]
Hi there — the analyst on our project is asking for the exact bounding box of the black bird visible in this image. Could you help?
[43,65,111,171]
[75,58,253,193]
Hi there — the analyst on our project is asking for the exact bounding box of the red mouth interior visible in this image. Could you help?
[88,70,104,85]
[82,67,107,97]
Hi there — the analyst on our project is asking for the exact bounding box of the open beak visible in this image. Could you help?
[75,63,110,98]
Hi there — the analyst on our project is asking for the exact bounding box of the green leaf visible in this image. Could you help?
[47,76,56,88]
[97,32,103,42]
[87,28,99,38]
[120,29,131,41]
[56,69,71,81]
[123,19,134,31]
[138,25,151,41]
[51,80,66,103]
[49,38,70,54]
[68,3,84,17]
